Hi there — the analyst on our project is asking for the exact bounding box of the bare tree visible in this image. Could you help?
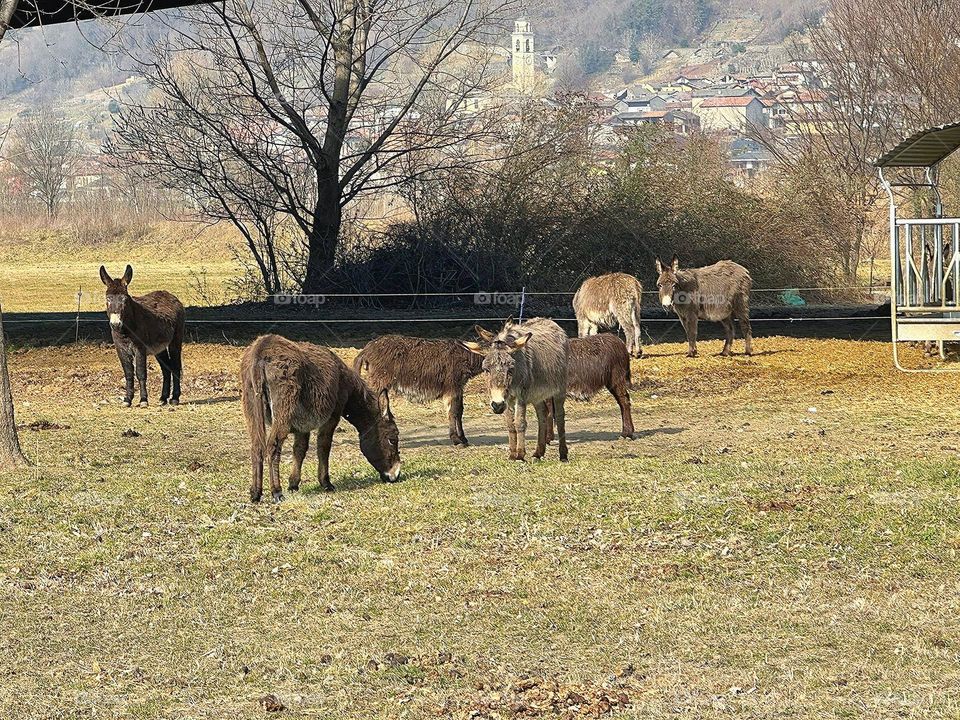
[6,107,82,216]
[110,0,523,293]
[0,119,27,469]
[749,0,904,281]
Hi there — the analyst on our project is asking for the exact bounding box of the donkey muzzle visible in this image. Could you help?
[491,401,507,414]
[381,462,401,483]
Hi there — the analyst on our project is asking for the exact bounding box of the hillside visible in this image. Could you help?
[0,0,826,129]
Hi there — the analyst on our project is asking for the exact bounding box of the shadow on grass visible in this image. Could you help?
[400,425,684,448]
[298,463,446,494]
[182,395,240,406]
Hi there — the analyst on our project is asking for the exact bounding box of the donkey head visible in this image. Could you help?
[100,265,134,329]
[461,321,532,414]
[359,389,402,483]
[654,255,681,308]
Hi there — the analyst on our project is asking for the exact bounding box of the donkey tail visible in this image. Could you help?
[241,354,270,454]
[352,348,368,376]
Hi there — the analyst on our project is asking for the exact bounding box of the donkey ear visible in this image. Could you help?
[460,340,486,356]
[474,325,495,342]
[670,255,679,272]
[377,389,392,419]
[503,315,515,328]
[655,258,663,275]
[122,264,133,285]
[507,332,532,352]
[99,265,111,285]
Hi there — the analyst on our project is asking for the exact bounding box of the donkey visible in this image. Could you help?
[461,317,569,462]
[546,333,635,440]
[353,335,482,446]
[655,256,753,357]
[572,272,644,358]
[240,334,401,503]
[100,265,185,407]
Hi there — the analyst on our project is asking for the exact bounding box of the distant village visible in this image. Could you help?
[496,15,825,184]
[4,13,825,207]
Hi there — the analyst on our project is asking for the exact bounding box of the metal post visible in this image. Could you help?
[75,286,82,343]
[517,286,526,324]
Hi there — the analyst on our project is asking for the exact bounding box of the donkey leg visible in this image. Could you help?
[134,348,149,406]
[512,401,527,462]
[289,431,309,492]
[533,402,549,459]
[266,424,289,503]
[632,304,644,358]
[620,317,635,357]
[544,397,555,444]
[316,422,336,491]
[250,445,265,503]
[117,346,135,407]
[168,341,183,404]
[445,391,467,446]
[505,410,518,460]
[686,318,699,358]
[740,311,753,356]
[552,394,568,462]
[720,318,734,356]
[610,382,634,439]
[156,350,172,405]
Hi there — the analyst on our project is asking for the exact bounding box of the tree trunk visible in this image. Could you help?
[0,306,28,470]
[0,0,18,43]
[302,185,342,294]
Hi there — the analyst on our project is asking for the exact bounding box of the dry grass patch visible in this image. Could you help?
[2,336,960,718]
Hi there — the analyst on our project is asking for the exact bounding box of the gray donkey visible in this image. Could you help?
[655,256,753,357]
[572,272,644,358]
[461,317,569,462]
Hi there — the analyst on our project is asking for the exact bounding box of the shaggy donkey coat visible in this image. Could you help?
[240,334,401,503]
[546,333,634,440]
[100,264,185,406]
[353,335,482,446]
[655,257,753,357]
[463,317,569,462]
[572,272,644,358]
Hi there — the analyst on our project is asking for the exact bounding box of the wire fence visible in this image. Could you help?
[1,285,891,334]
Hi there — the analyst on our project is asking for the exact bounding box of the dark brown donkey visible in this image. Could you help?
[546,333,635,440]
[240,334,401,503]
[100,265,185,406]
[655,256,753,357]
[353,335,482,446]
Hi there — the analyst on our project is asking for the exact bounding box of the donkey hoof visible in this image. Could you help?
[453,438,469,447]
[169,398,180,406]
[159,399,168,406]
[139,400,149,408]
[621,433,635,440]
[123,399,132,407]
[250,491,262,503]
[271,492,284,504]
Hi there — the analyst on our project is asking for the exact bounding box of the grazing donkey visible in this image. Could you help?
[100,265,185,407]
[240,334,401,502]
[546,334,635,440]
[462,317,569,462]
[353,335,482,446]
[655,256,753,357]
[572,272,644,358]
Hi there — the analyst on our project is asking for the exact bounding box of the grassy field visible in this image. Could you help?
[2,335,960,719]
[0,221,242,312]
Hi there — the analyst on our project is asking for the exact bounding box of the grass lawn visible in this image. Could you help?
[2,336,960,718]
[0,222,242,312]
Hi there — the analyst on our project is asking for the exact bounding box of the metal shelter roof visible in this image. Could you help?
[7,0,210,28]
[875,120,960,168]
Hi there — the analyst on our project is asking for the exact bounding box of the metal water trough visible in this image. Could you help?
[876,121,960,371]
